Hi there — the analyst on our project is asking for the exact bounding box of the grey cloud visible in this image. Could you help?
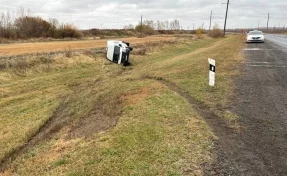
[0,0,286,29]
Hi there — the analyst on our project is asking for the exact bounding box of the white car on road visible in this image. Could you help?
[246,30,265,43]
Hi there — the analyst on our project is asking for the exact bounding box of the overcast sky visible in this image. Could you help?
[1,0,287,30]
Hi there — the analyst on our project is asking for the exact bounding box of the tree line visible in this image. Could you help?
[0,8,82,39]
[124,19,182,30]
[124,19,182,34]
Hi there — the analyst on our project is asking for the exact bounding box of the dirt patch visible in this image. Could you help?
[67,97,123,139]
[67,84,165,139]
[122,87,151,105]
[121,84,164,105]
[66,84,165,139]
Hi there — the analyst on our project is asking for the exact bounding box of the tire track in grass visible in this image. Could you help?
[0,94,123,173]
[0,100,71,173]
[145,76,240,175]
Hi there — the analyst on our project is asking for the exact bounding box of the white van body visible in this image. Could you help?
[106,41,132,66]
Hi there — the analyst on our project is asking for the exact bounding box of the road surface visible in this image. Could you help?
[0,36,175,57]
[265,34,287,48]
[212,35,287,175]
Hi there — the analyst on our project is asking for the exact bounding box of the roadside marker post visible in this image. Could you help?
[208,58,216,86]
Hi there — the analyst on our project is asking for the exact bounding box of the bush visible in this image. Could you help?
[209,24,223,38]
[15,16,52,38]
[82,29,138,38]
[0,9,82,40]
[0,27,17,39]
[196,28,203,38]
[56,24,82,38]
[135,24,155,35]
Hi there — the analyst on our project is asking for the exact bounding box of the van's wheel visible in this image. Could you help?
[123,62,131,66]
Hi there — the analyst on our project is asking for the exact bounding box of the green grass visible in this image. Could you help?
[0,35,244,175]
[10,85,214,176]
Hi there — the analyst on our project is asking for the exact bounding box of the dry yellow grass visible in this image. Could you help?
[0,36,175,56]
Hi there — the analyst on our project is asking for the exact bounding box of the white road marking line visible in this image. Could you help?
[244,49,287,51]
[248,65,287,68]
[246,62,271,64]
[263,49,286,50]
[244,48,261,51]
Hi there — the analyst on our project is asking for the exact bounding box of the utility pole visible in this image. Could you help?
[209,10,213,32]
[141,15,143,37]
[89,9,91,30]
[223,0,230,36]
[258,20,260,30]
[193,23,195,31]
[267,13,270,31]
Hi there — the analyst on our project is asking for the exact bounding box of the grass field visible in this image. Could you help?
[0,35,244,175]
[0,36,175,57]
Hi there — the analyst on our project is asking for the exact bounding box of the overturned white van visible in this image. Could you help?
[106,41,133,66]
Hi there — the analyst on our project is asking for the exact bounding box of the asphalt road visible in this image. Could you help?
[265,34,287,48]
[211,35,287,176]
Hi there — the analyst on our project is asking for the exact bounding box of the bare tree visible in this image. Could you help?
[156,20,165,30]
[170,19,180,30]
[164,21,169,30]
[0,10,17,39]
[123,24,134,30]
[144,20,155,29]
